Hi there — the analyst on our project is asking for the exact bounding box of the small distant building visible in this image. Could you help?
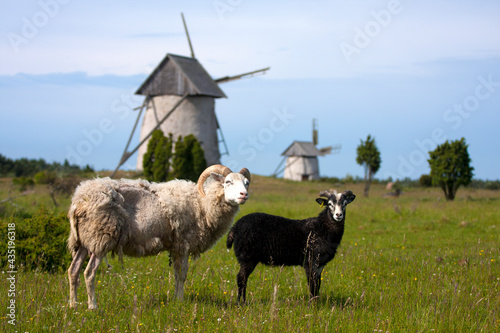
[282,141,323,181]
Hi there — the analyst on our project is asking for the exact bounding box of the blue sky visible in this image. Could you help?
[1,0,499,180]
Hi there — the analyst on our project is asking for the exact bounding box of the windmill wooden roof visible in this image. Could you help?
[135,54,226,98]
[282,141,323,157]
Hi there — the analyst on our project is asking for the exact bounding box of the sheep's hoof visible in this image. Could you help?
[88,303,98,310]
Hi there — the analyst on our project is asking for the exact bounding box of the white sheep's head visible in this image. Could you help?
[197,165,251,206]
[316,190,356,222]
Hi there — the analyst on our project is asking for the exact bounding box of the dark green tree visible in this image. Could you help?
[172,134,207,181]
[428,137,474,201]
[0,154,14,175]
[143,130,173,182]
[0,154,85,177]
[356,134,381,197]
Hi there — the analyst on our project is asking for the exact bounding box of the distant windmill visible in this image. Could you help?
[274,119,340,181]
[111,13,269,177]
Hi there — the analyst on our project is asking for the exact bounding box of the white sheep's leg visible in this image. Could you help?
[103,255,112,269]
[174,253,189,301]
[68,247,88,308]
[84,252,104,310]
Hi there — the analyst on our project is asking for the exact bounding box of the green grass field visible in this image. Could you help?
[1,176,499,332]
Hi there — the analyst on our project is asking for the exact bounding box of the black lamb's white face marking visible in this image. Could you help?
[329,193,345,222]
[316,190,356,222]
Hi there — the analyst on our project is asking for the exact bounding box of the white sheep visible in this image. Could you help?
[67,164,250,309]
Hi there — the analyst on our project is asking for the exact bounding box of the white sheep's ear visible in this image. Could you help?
[210,172,225,183]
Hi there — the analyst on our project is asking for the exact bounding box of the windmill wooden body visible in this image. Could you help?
[135,54,226,169]
[110,14,268,177]
[281,141,323,181]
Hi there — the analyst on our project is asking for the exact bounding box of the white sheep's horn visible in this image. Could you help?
[197,164,232,197]
[319,190,332,198]
[239,168,251,182]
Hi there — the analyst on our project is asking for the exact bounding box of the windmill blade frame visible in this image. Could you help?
[110,93,189,178]
[215,67,270,84]
[181,13,195,58]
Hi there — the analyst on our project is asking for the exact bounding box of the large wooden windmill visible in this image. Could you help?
[111,14,269,176]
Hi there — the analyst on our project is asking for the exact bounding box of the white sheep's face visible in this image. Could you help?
[316,190,356,222]
[211,172,250,206]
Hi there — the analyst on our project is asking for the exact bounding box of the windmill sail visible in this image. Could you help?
[215,67,270,84]
[181,13,195,58]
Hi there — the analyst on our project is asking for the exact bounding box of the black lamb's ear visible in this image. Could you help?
[315,198,328,207]
[344,190,356,204]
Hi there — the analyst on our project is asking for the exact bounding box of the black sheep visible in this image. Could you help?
[226,190,355,303]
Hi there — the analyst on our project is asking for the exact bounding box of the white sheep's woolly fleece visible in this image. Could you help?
[68,176,240,261]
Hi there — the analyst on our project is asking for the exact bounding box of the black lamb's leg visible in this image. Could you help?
[237,261,257,303]
[304,262,314,297]
[311,272,321,297]
[311,264,326,298]
[304,252,323,299]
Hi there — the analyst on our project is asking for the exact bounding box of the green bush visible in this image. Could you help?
[342,174,356,183]
[0,206,71,273]
[419,174,433,187]
[143,130,173,182]
[12,176,35,191]
[34,170,57,184]
[172,134,207,182]
[319,176,341,183]
[484,181,500,190]
[143,131,207,183]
